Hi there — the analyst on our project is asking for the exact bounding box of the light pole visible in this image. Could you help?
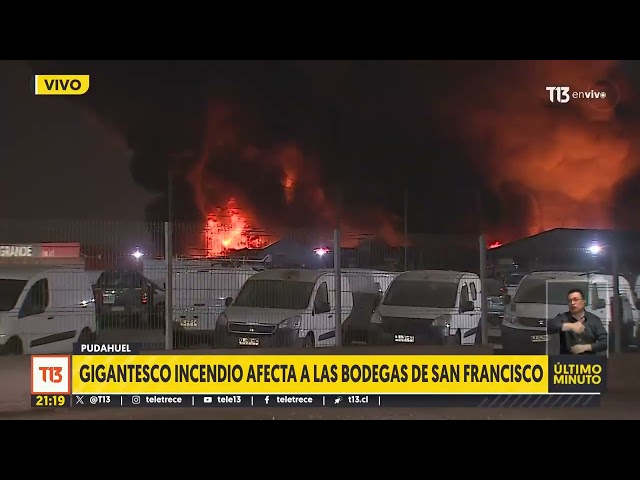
[585,242,620,355]
[404,188,408,271]
[164,150,192,350]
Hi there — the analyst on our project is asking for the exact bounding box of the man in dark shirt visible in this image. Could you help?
[547,288,608,355]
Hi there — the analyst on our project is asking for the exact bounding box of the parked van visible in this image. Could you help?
[172,266,257,347]
[0,266,97,354]
[340,268,399,344]
[631,274,640,304]
[368,270,482,346]
[365,269,400,300]
[142,257,268,289]
[504,272,527,297]
[93,270,166,329]
[486,278,507,320]
[214,268,381,348]
[501,271,639,355]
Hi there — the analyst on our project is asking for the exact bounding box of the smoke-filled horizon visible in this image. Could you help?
[27,60,640,245]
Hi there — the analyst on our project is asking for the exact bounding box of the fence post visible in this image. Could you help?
[479,235,488,345]
[611,245,621,355]
[334,228,342,348]
[164,222,173,350]
[404,188,408,270]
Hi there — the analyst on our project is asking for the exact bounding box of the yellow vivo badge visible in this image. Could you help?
[33,75,90,95]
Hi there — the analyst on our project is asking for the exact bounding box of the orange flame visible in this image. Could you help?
[434,60,631,241]
[282,171,296,204]
[188,101,404,255]
[204,198,267,256]
[488,241,502,249]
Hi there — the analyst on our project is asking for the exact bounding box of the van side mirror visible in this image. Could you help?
[594,298,606,310]
[225,296,233,307]
[503,294,511,305]
[460,300,474,313]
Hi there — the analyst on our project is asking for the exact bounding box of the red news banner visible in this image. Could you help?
[30,345,607,409]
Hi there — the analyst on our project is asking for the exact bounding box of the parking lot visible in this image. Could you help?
[96,327,166,349]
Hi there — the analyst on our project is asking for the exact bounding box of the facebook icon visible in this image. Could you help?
[265,396,270,405]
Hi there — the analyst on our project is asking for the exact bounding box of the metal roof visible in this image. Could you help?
[489,228,640,256]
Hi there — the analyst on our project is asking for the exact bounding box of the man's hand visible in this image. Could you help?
[570,344,589,354]
[571,322,586,334]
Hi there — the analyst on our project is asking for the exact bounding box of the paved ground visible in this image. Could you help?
[96,328,166,349]
[0,355,32,413]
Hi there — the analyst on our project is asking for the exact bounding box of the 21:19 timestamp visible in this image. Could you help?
[31,395,70,408]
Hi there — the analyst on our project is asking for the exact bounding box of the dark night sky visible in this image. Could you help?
[4,59,640,246]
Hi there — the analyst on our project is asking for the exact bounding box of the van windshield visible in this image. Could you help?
[513,279,589,305]
[0,279,27,311]
[505,273,526,286]
[383,280,458,308]
[233,280,316,309]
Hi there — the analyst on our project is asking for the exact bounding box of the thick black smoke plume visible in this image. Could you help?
[27,60,640,242]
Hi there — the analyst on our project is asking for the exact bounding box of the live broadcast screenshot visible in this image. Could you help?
[0,60,636,421]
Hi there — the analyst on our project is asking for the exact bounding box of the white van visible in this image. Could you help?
[171,266,257,347]
[363,269,400,299]
[142,257,268,289]
[338,268,398,344]
[0,266,97,354]
[368,270,482,346]
[632,274,640,305]
[504,272,527,297]
[214,268,381,348]
[501,271,639,354]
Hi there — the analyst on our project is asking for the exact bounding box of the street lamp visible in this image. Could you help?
[588,244,602,255]
[132,248,143,260]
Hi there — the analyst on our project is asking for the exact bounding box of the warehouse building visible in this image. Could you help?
[487,228,640,276]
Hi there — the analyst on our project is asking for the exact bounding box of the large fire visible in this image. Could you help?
[431,60,631,242]
[187,102,403,256]
[204,198,267,257]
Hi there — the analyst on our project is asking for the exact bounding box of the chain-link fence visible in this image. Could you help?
[4,220,639,357]
[0,219,492,353]
[488,229,640,356]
